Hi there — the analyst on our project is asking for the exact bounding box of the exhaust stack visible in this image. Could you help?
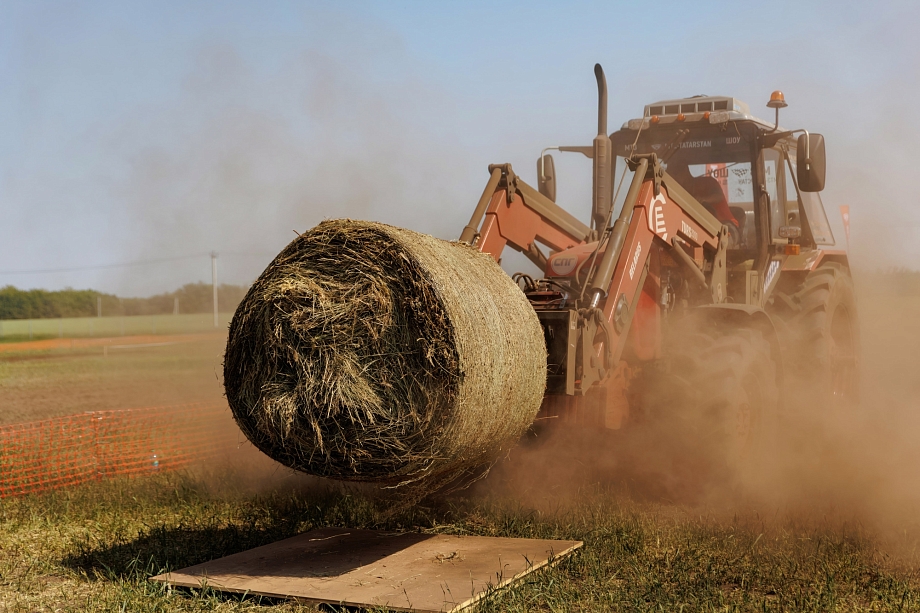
[595,63,608,136]
[592,64,612,232]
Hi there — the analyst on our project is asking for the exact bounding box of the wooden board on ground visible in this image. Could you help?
[151,527,582,612]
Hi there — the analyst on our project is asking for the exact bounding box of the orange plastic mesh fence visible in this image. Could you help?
[0,402,240,498]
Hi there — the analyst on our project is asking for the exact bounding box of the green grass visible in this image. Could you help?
[0,470,917,612]
[0,313,234,342]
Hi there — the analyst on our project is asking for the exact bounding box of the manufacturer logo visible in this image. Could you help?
[647,194,668,241]
[550,255,578,276]
[763,259,781,291]
[680,220,699,243]
[680,140,712,149]
[628,242,643,280]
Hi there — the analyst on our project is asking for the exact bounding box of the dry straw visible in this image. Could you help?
[224,219,546,489]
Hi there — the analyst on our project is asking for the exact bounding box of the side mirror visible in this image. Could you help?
[538,154,557,202]
[796,133,826,192]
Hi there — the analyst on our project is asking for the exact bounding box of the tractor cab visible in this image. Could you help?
[608,93,836,303]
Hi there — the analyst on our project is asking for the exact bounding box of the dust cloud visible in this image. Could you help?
[104,40,473,297]
[474,279,920,556]
[1,7,476,298]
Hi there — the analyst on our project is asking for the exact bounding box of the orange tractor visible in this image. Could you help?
[460,65,858,471]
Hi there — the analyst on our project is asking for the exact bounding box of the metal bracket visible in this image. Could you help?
[651,155,664,196]
[488,163,518,204]
[573,305,617,396]
[709,225,729,304]
[745,269,762,307]
[626,153,663,195]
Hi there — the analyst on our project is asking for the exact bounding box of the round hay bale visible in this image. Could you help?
[223,219,546,488]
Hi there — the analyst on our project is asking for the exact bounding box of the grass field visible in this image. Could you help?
[0,313,234,343]
[0,290,919,611]
[0,473,917,612]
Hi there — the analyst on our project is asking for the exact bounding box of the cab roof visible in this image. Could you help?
[619,95,778,132]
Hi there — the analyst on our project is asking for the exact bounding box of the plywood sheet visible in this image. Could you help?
[151,527,582,612]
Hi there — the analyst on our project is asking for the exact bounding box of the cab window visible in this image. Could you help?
[763,149,782,241]
[783,153,802,232]
[785,148,835,246]
[690,161,754,248]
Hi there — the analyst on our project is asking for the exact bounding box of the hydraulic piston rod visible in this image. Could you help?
[459,166,503,244]
[587,156,649,307]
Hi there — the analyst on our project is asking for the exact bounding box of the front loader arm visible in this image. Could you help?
[459,164,591,269]
[595,168,726,369]
[461,156,729,399]
[542,155,726,394]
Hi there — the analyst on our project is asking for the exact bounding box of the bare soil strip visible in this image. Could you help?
[0,332,224,354]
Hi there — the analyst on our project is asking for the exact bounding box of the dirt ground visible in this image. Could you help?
[0,334,227,424]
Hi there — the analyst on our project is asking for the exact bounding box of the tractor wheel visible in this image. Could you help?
[776,263,860,410]
[638,327,780,496]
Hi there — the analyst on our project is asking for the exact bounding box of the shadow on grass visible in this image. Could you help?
[57,484,457,612]
[63,521,303,580]
[59,484,447,585]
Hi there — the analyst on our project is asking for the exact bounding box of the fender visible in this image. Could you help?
[781,249,850,273]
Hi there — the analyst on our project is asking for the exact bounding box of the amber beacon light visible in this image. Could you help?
[767,90,788,109]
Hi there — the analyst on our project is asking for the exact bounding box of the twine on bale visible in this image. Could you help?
[223,219,546,490]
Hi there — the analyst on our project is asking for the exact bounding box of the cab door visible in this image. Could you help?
[781,143,836,247]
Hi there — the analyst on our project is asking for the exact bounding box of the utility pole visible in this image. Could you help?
[97,295,102,318]
[211,251,218,328]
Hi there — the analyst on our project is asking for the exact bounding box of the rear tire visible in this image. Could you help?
[775,263,860,410]
[639,326,780,496]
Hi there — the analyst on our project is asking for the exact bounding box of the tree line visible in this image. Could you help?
[0,283,249,320]
[2,268,916,321]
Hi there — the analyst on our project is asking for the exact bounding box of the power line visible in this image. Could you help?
[0,251,278,275]
[220,251,279,258]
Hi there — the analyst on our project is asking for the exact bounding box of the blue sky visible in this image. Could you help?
[1,0,917,295]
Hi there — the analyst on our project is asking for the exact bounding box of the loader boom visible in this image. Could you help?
[461,155,727,400]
